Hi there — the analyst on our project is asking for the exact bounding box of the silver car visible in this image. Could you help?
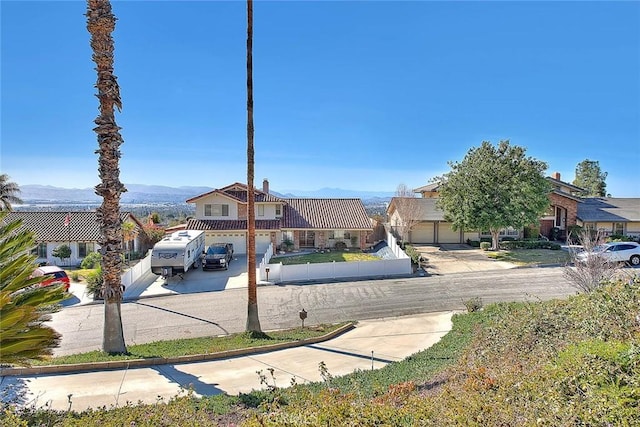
[576,241,640,266]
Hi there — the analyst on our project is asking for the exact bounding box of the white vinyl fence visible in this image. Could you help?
[121,250,152,289]
[259,230,411,284]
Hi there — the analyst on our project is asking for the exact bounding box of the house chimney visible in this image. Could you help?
[553,172,561,180]
[263,178,269,194]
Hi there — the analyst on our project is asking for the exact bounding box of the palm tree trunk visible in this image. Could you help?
[86,0,127,354]
[246,0,261,333]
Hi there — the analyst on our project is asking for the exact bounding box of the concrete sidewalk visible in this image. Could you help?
[0,311,455,411]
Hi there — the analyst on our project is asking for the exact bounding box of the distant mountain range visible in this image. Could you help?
[18,184,394,205]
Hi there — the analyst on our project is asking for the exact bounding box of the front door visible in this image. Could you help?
[298,231,315,248]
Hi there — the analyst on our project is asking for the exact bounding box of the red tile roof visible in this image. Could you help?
[186,183,284,204]
[186,219,281,231]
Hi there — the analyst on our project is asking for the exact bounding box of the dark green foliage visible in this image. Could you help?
[84,267,103,299]
[403,244,421,264]
[499,239,561,250]
[436,140,551,250]
[80,251,102,269]
[52,244,71,263]
[573,159,608,197]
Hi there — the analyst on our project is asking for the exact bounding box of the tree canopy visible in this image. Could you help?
[436,140,551,249]
[573,159,608,197]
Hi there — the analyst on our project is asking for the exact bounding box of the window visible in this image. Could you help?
[329,230,344,239]
[31,243,47,258]
[275,204,282,216]
[78,242,95,258]
[257,205,264,217]
[614,223,624,235]
[298,231,315,247]
[344,231,351,239]
[205,204,229,216]
[213,204,229,216]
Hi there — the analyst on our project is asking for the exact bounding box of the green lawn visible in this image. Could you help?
[270,250,379,265]
[34,323,349,366]
[486,248,570,265]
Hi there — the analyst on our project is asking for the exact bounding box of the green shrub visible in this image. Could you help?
[550,242,561,250]
[334,241,347,250]
[69,271,81,282]
[81,251,102,269]
[467,239,481,248]
[499,240,559,250]
[403,245,421,264]
[85,267,103,299]
[480,242,491,251]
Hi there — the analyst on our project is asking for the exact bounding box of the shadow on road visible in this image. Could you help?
[132,301,229,335]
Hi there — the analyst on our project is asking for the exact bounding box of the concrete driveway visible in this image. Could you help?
[413,244,517,275]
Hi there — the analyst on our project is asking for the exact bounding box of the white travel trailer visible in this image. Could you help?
[150,230,205,278]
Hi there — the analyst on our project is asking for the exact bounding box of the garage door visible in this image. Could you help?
[256,233,272,254]
[411,223,434,243]
[205,232,247,254]
[437,222,461,243]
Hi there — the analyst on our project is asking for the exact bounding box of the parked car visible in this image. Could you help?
[32,266,70,291]
[202,243,233,270]
[575,242,640,266]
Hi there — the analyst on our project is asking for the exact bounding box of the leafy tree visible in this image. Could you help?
[0,212,66,366]
[52,244,71,264]
[436,140,551,250]
[143,225,166,247]
[86,0,127,354]
[573,159,608,197]
[122,221,137,262]
[0,173,23,211]
[390,183,422,243]
[246,0,261,334]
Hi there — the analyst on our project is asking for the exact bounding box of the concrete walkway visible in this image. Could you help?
[0,311,455,411]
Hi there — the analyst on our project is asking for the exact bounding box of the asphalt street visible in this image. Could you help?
[48,266,578,356]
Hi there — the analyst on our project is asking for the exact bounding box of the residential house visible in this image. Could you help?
[577,198,640,239]
[389,172,587,244]
[185,180,373,254]
[4,211,149,266]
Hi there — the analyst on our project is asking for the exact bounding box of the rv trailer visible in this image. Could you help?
[150,230,205,278]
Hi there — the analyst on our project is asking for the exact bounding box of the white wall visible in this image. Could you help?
[261,230,411,284]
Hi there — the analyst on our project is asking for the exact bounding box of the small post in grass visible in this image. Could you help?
[299,308,307,328]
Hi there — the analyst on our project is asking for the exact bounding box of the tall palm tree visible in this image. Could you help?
[246,0,261,333]
[86,0,127,354]
[0,174,23,211]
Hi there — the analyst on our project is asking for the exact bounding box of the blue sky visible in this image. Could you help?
[2,0,639,197]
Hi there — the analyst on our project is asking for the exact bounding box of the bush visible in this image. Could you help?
[499,240,560,250]
[69,271,81,282]
[81,251,102,269]
[467,240,481,248]
[334,241,347,250]
[403,245,421,265]
[480,242,491,251]
[85,267,103,299]
[463,297,483,312]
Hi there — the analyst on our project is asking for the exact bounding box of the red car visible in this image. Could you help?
[32,266,70,292]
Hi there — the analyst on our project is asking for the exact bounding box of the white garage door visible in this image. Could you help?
[437,222,461,243]
[205,232,247,254]
[256,233,272,254]
[411,223,434,243]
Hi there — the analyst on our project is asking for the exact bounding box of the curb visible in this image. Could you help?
[0,323,356,377]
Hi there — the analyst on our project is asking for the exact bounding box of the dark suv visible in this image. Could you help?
[202,243,233,270]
